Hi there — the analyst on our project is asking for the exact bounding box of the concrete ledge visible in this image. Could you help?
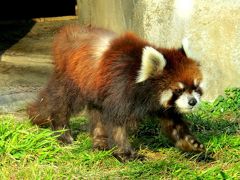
[1,53,52,66]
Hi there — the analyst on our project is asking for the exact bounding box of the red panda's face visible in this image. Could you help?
[136,41,203,113]
[158,50,203,113]
[160,79,203,113]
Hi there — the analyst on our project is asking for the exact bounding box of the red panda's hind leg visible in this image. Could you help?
[27,74,75,144]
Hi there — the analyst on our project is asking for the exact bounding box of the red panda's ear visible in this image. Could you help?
[136,46,166,83]
[181,37,192,58]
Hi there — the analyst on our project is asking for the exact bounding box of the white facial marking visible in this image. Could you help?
[175,90,201,113]
[192,91,201,103]
[136,46,166,83]
[194,79,199,86]
[175,92,190,113]
[177,82,185,89]
[160,89,173,107]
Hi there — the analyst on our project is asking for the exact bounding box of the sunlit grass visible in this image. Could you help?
[0,115,62,162]
[0,88,239,179]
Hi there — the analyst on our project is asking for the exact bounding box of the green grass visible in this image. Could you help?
[0,88,239,179]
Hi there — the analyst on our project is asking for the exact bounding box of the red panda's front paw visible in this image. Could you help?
[175,135,205,152]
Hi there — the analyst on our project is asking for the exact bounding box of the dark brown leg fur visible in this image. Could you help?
[160,115,205,152]
[27,74,77,144]
[88,108,135,159]
[88,108,109,150]
[50,111,73,144]
[88,108,143,161]
[107,123,142,162]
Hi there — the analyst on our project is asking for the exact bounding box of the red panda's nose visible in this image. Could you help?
[188,98,197,106]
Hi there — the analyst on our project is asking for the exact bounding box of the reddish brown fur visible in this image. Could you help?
[28,24,204,161]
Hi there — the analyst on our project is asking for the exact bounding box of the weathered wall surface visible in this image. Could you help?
[77,0,240,101]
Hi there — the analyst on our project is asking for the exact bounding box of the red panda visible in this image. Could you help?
[27,24,205,161]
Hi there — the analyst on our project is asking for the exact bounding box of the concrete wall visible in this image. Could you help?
[77,0,240,101]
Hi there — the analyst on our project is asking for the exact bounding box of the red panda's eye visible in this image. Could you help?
[175,88,184,95]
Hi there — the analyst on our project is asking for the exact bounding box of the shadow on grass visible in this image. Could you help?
[133,114,239,162]
[70,115,89,139]
[69,113,239,162]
